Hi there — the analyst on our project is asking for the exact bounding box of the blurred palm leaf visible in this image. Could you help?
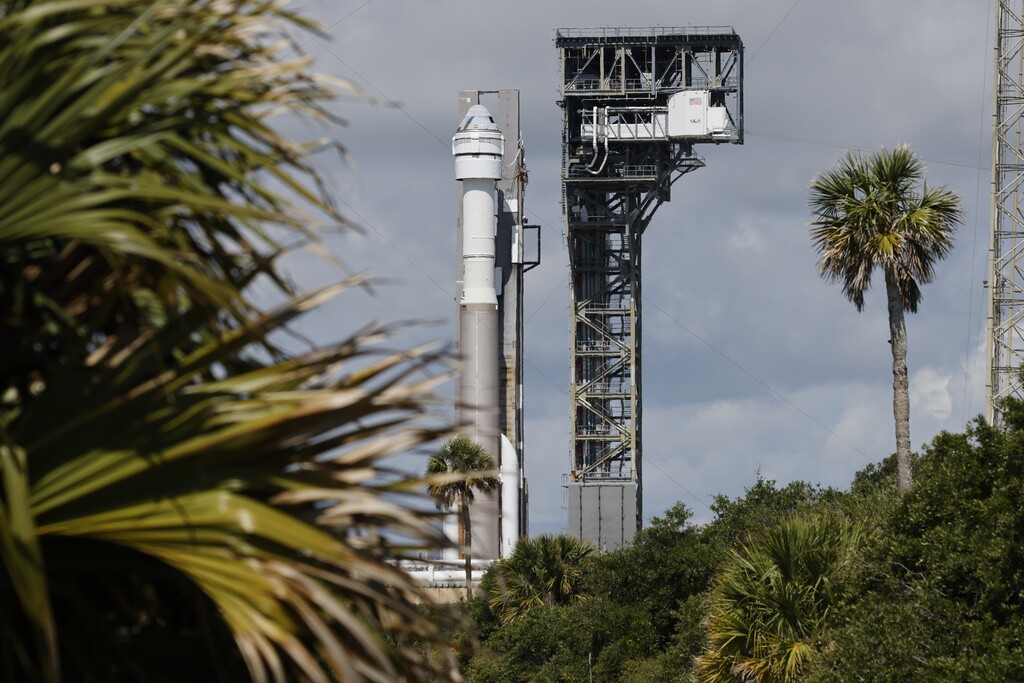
[4,279,462,681]
[0,0,351,384]
[0,0,462,680]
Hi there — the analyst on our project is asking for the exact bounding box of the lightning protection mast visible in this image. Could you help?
[557,27,743,549]
[987,1,1024,424]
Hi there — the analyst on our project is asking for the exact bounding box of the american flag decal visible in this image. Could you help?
[689,97,702,105]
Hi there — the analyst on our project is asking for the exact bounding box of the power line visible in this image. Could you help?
[646,459,714,509]
[525,273,568,325]
[748,0,804,65]
[331,185,571,410]
[314,42,449,146]
[963,0,994,423]
[644,295,869,459]
[333,195,452,297]
[286,0,381,54]
[328,0,380,30]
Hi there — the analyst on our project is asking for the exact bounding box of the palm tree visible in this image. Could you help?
[809,146,962,490]
[0,1,460,680]
[697,515,858,683]
[485,534,594,624]
[426,436,499,598]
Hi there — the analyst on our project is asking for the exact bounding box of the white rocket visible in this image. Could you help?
[454,105,503,307]
[452,105,521,560]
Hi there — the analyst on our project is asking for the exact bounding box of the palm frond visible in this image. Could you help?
[485,534,594,624]
[697,515,858,683]
[0,0,465,679]
[0,0,355,383]
[425,435,499,510]
[807,146,961,313]
[4,282,462,681]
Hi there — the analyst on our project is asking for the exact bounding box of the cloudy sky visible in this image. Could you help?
[279,0,993,532]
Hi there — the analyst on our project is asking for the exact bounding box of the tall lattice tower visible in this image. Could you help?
[556,27,743,549]
[988,2,1024,423]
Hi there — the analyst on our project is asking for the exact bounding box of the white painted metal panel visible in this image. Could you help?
[708,106,729,134]
[667,90,710,138]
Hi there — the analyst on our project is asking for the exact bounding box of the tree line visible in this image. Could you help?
[449,405,1024,681]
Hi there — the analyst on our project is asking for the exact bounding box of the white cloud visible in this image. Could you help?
[727,220,766,252]
[911,367,953,420]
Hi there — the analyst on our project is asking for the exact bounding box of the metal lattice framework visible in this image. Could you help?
[557,28,742,545]
[988,1,1024,422]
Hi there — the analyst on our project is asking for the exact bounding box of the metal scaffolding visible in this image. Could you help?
[988,2,1024,423]
[556,27,743,549]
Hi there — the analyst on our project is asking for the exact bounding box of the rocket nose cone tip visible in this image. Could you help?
[458,104,499,132]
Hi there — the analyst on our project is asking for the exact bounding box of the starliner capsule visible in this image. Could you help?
[453,105,503,306]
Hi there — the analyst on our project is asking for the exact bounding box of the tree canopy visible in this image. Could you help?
[453,408,1024,682]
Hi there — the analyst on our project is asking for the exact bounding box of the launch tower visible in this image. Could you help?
[557,27,743,549]
[988,2,1024,423]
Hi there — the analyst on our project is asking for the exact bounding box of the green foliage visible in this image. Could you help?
[467,479,832,682]
[468,597,656,683]
[426,436,500,511]
[583,503,715,648]
[462,428,1024,683]
[803,589,1024,683]
[697,515,858,683]
[706,478,829,549]
[808,145,962,313]
[485,534,594,624]
[617,594,708,683]
[804,409,1024,681]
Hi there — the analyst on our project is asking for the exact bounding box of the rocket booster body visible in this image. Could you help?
[452,105,511,559]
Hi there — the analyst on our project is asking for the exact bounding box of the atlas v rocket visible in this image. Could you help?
[449,94,533,561]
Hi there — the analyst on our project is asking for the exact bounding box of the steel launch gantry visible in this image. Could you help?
[988,2,1024,423]
[557,27,743,549]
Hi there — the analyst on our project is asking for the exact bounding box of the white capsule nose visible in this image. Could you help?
[458,104,500,132]
[453,104,504,181]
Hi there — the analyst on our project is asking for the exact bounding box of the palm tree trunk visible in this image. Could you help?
[885,269,913,491]
[462,503,473,599]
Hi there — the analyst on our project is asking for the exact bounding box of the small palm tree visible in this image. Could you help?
[485,533,594,624]
[809,146,962,490]
[426,436,499,597]
[697,515,858,683]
